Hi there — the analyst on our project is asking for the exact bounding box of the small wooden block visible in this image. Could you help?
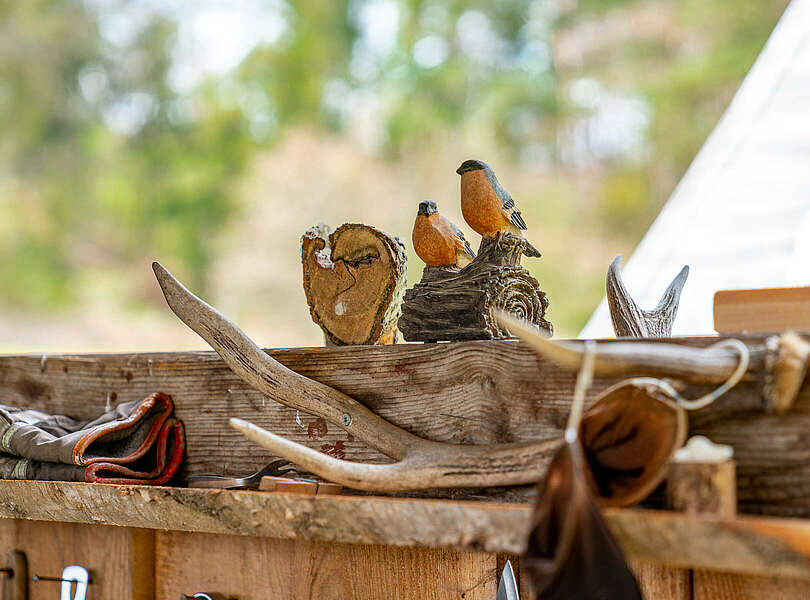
[259,477,317,495]
[274,480,317,495]
[316,482,343,496]
[714,287,810,334]
[667,459,737,519]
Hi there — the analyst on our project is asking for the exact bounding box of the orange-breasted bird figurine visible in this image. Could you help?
[457,159,541,258]
[412,200,476,268]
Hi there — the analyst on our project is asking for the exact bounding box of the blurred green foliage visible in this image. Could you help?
[0,0,789,317]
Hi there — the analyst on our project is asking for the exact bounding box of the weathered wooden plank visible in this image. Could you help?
[630,561,691,600]
[714,287,810,334]
[1,481,810,579]
[156,531,496,599]
[0,336,808,513]
[693,571,810,600]
[17,521,154,600]
[0,482,527,554]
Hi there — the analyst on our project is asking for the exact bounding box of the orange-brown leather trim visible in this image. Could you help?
[72,392,173,466]
[84,418,185,485]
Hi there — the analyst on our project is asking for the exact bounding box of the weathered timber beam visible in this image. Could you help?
[0,482,809,579]
[0,335,809,513]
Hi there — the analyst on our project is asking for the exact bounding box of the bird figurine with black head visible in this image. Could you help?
[412,200,476,268]
[456,159,541,258]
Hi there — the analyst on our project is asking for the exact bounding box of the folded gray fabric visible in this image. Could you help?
[0,392,185,485]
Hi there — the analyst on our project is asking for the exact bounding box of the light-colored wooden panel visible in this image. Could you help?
[714,287,810,334]
[631,561,691,600]
[694,570,810,600]
[16,521,154,600]
[156,531,496,600]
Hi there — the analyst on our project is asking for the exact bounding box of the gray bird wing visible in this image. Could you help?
[449,220,476,258]
[485,168,528,230]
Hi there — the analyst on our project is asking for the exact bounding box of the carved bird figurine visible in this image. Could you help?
[412,200,476,268]
[457,159,541,258]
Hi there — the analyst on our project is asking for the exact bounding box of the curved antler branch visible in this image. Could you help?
[496,311,758,383]
[607,255,689,337]
[230,418,557,491]
[496,311,808,414]
[153,261,559,491]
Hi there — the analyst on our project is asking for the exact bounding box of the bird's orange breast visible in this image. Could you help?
[412,214,457,266]
[460,170,510,236]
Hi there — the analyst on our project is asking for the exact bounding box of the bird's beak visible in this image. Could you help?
[455,166,463,175]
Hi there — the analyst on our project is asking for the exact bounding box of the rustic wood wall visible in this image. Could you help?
[0,336,808,514]
[2,518,810,599]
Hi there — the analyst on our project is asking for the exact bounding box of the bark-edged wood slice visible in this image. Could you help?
[302,223,407,345]
[399,233,552,342]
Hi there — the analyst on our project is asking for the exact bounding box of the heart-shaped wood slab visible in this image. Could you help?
[302,223,407,345]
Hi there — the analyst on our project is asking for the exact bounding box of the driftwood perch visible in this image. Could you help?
[607,255,689,337]
[302,223,407,345]
[399,233,552,342]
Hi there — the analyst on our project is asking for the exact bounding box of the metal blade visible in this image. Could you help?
[496,560,519,600]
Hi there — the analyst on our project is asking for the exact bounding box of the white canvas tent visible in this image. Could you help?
[580,0,810,338]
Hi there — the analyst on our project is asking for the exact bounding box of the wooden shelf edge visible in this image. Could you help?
[0,481,809,579]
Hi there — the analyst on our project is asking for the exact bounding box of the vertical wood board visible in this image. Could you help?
[156,530,497,600]
[693,570,810,600]
[16,521,154,600]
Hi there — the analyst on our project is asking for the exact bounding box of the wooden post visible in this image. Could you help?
[666,436,736,519]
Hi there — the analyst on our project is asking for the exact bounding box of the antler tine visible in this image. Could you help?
[153,261,560,491]
[231,417,557,491]
[495,311,755,383]
[607,255,688,337]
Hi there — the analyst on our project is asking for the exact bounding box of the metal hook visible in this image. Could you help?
[33,565,91,600]
[2,550,28,600]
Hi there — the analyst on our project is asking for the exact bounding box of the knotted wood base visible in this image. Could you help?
[399,233,552,342]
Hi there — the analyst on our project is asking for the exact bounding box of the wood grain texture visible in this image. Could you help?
[2,482,810,579]
[15,521,154,600]
[0,482,529,553]
[156,531,496,600]
[301,223,408,346]
[399,234,551,342]
[667,460,737,519]
[0,335,809,511]
[693,571,810,600]
[630,561,691,600]
[0,520,20,600]
[714,287,810,334]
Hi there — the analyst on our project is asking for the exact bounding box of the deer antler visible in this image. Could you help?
[496,312,808,415]
[152,262,559,491]
[607,255,689,337]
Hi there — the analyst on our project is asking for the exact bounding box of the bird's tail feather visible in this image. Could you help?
[524,240,542,258]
